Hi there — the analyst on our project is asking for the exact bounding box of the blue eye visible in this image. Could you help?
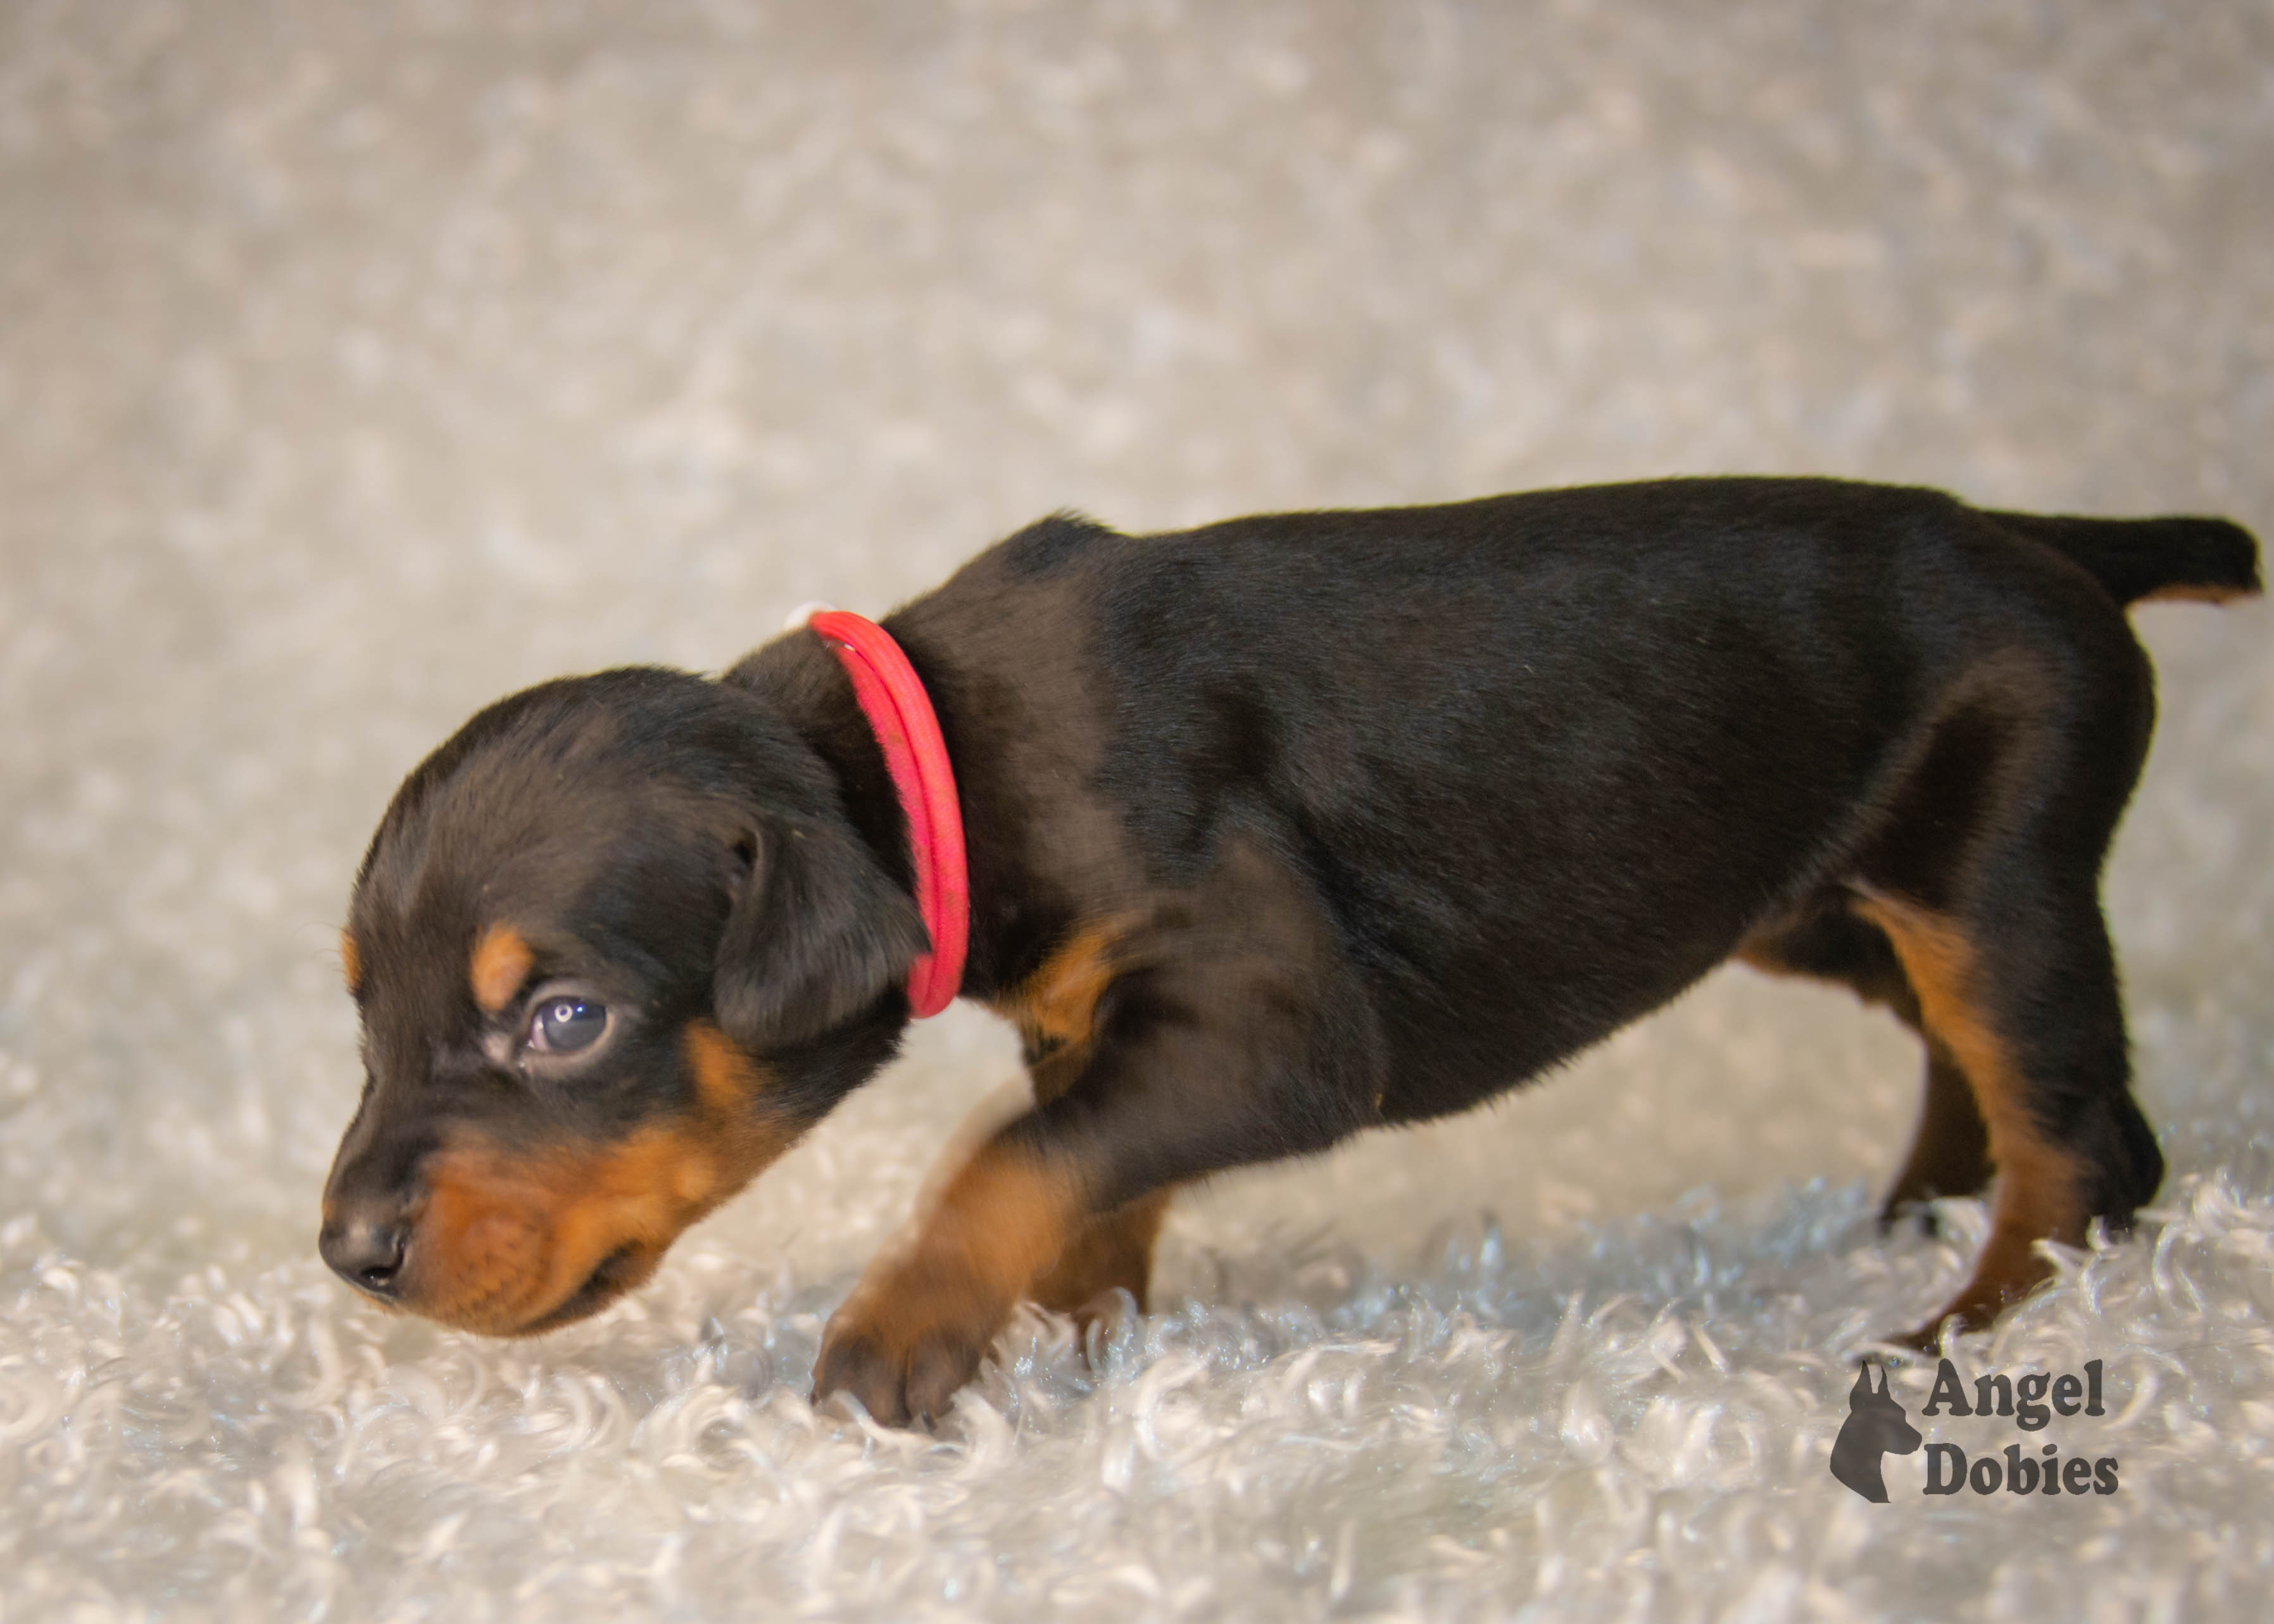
[529,996,606,1054]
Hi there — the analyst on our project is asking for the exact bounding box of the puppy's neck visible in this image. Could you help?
[724,624,924,904]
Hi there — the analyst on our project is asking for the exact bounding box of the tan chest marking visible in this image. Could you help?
[989,925,1124,1101]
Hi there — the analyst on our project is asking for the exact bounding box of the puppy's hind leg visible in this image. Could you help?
[1738,908,1993,1229]
[1852,644,2164,1344]
[1855,888,2155,1343]
[1881,1046,1995,1228]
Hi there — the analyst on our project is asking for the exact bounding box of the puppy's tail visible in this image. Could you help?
[1987,508,2262,608]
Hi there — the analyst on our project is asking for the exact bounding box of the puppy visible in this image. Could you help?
[321,477,2259,1424]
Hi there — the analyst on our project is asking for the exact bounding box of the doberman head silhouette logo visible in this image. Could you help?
[1830,1361,1921,1502]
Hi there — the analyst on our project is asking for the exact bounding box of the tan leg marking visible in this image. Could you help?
[1031,1189,1171,1320]
[915,1144,1084,1310]
[340,929,363,996]
[820,921,1158,1420]
[996,923,1171,1331]
[407,1020,789,1335]
[2138,582,2254,606]
[470,923,534,1013]
[817,1141,1089,1424]
[1852,893,2085,1342]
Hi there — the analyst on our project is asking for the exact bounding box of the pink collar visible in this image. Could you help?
[807,610,969,1018]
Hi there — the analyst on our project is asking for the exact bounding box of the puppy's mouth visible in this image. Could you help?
[518,1243,655,1335]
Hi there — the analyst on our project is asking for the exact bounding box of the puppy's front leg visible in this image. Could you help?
[813,1134,1088,1427]
[814,948,1367,1426]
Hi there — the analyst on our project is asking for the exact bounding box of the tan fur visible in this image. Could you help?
[1031,1190,1171,1317]
[2137,581,2254,606]
[469,924,534,1014]
[820,1141,1088,1408]
[974,924,1176,1323]
[1852,891,2086,1337]
[407,1021,789,1334]
[339,930,363,996]
[684,1017,771,1114]
[988,923,1124,1084]
[915,1143,1086,1306]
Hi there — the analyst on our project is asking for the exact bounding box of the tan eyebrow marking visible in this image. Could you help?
[470,924,535,1014]
[340,930,363,996]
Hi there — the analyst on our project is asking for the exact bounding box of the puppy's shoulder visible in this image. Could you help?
[979,510,1126,582]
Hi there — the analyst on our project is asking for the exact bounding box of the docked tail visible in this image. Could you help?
[1987,508,2262,608]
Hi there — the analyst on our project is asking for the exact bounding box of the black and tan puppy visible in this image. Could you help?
[322,477,2259,1423]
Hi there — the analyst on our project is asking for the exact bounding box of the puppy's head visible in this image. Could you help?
[320,668,925,1335]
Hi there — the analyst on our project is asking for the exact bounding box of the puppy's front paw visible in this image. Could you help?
[812,1268,1011,1428]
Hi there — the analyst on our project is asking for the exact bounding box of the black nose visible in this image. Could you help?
[320,1211,410,1297]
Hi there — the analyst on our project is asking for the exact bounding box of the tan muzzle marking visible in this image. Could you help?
[403,1021,791,1335]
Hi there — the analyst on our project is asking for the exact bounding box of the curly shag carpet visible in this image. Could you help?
[3,2,2270,1619]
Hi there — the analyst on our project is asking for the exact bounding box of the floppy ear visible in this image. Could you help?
[713,818,928,1051]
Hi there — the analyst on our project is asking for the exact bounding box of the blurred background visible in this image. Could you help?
[2,3,2269,1619]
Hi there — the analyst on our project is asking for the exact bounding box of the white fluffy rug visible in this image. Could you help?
[3,3,2271,1619]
